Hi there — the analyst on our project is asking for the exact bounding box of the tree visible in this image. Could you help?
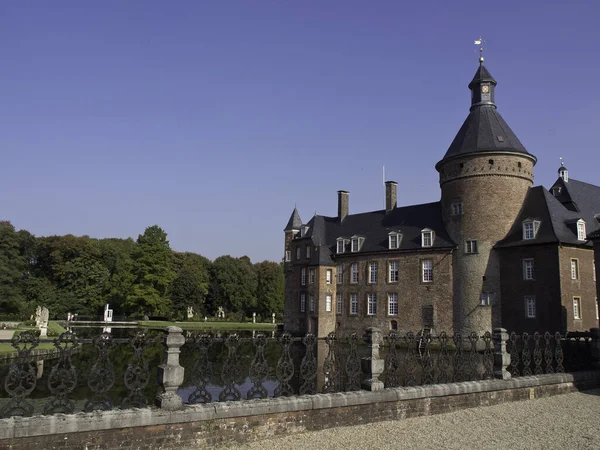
[0,221,30,316]
[255,261,284,319]
[209,255,257,317]
[125,225,176,317]
[169,252,210,319]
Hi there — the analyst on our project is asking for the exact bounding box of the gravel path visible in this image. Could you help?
[231,389,600,450]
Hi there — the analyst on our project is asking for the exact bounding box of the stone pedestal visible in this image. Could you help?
[493,327,511,380]
[361,327,384,391]
[39,326,48,338]
[156,326,186,410]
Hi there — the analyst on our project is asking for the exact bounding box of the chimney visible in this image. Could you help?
[385,181,397,214]
[338,190,349,222]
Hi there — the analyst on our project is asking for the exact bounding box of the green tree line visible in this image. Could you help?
[0,221,283,321]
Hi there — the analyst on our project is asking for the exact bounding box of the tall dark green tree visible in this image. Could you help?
[125,225,176,317]
[209,255,257,317]
[255,261,284,318]
[0,221,31,316]
[169,252,210,319]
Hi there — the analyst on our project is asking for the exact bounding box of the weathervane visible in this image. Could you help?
[560,156,565,167]
[474,36,486,63]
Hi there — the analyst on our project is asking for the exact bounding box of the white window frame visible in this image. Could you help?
[573,297,581,319]
[306,246,311,259]
[285,251,291,262]
[309,294,315,312]
[451,201,463,216]
[367,293,377,316]
[594,262,596,282]
[309,268,315,284]
[571,259,579,280]
[326,269,332,285]
[389,261,399,283]
[465,240,478,254]
[300,293,306,312]
[421,229,434,248]
[596,298,598,320]
[337,264,343,284]
[296,247,301,260]
[480,291,494,306]
[525,295,536,318]
[336,292,342,314]
[577,220,586,241]
[523,220,541,240]
[422,259,433,283]
[388,232,401,250]
[368,262,378,284]
[336,238,345,254]
[350,293,358,315]
[325,295,332,312]
[351,262,359,284]
[301,268,306,286]
[523,258,534,280]
[351,236,363,253]
[388,293,398,316]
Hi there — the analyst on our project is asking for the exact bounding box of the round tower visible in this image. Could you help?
[435,58,537,334]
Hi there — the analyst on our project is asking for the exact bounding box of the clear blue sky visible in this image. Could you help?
[2,1,599,262]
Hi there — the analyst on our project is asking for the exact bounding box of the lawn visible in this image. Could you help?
[138,320,277,330]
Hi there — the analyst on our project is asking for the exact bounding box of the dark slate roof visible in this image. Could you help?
[468,64,496,89]
[441,106,529,160]
[589,228,600,240]
[293,202,456,265]
[497,178,600,248]
[284,207,302,232]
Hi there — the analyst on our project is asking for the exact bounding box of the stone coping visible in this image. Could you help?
[0,371,598,440]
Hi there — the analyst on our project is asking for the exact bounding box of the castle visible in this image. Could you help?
[283,58,600,337]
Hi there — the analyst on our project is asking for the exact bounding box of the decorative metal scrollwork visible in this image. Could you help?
[532,332,543,375]
[188,334,213,404]
[300,334,317,395]
[84,332,115,412]
[482,331,493,380]
[508,332,520,377]
[275,333,295,397]
[554,332,564,373]
[345,334,361,391]
[453,333,465,382]
[437,332,451,384]
[543,332,554,374]
[421,332,434,385]
[521,332,532,376]
[1,331,39,418]
[322,332,339,393]
[219,334,242,402]
[384,332,401,388]
[247,334,269,399]
[468,332,480,381]
[404,332,417,386]
[122,332,152,408]
[44,331,79,415]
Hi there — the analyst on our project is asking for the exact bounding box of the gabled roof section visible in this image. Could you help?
[283,207,302,232]
[468,64,496,89]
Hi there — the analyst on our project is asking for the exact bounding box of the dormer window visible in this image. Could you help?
[388,231,402,250]
[421,229,434,248]
[577,219,586,241]
[336,237,348,254]
[351,236,364,253]
[552,186,562,197]
[300,226,310,237]
[522,220,541,240]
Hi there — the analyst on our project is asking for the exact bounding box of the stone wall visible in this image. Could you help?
[2,372,598,450]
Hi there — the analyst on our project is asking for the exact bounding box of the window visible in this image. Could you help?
[388,293,398,316]
[571,259,579,280]
[326,269,332,285]
[523,259,534,280]
[368,262,378,284]
[388,232,402,249]
[309,268,315,284]
[351,262,359,283]
[389,261,399,282]
[336,238,345,254]
[480,291,494,306]
[594,262,596,282]
[552,186,562,197]
[306,246,311,259]
[595,298,598,321]
[285,251,291,262]
[350,293,358,315]
[367,293,377,316]
[300,293,306,312]
[577,220,586,241]
[301,268,306,286]
[451,202,463,216]
[309,294,315,312]
[422,259,433,283]
[465,240,478,254]
[525,296,536,318]
[336,293,342,314]
[522,220,541,240]
[573,297,581,319]
[296,247,301,260]
[325,295,332,312]
[337,264,343,284]
[421,229,434,248]
[351,237,363,252]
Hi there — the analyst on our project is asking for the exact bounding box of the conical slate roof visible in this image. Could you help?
[284,207,302,232]
[468,64,496,88]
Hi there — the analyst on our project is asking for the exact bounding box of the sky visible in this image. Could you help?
[2,1,599,263]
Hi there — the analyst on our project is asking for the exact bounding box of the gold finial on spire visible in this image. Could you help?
[474,36,485,63]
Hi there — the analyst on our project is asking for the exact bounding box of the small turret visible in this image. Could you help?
[558,159,569,182]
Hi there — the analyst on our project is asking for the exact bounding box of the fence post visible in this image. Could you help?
[590,328,600,370]
[361,327,384,391]
[156,326,186,410]
[493,328,511,380]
